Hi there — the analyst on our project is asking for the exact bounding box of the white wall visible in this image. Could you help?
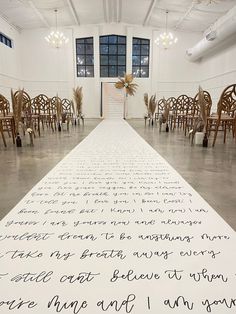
[20,28,74,99]
[18,23,203,118]
[155,31,202,96]
[0,16,21,99]
[199,39,236,111]
[1,16,235,118]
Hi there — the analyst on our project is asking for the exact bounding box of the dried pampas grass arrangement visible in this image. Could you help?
[73,86,83,116]
[190,86,208,144]
[115,73,138,96]
[11,88,24,134]
[71,100,75,116]
[199,86,207,131]
[144,93,149,111]
[149,95,157,117]
[55,96,62,121]
[159,98,170,132]
[162,98,170,123]
[143,93,157,117]
[143,93,157,126]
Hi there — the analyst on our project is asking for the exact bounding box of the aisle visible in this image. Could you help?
[0,119,236,313]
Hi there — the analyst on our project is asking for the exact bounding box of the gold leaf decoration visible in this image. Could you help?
[115,73,138,96]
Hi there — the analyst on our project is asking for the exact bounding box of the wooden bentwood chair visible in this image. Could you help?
[207,84,236,147]
[0,94,15,146]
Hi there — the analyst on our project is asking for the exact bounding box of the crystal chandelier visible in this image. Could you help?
[155,10,178,49]
[45,9,69,48]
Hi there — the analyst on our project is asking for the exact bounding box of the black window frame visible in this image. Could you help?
[75,37,94,78]
[132,37,150,78]
[0,32,12,48]
[100,35,126,78]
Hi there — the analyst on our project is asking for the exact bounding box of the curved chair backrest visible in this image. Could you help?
[61,98,72,114]
[0,94,10,115]
[34,94,49,114]
[217,84,236,117]
[14,90,31,110]
[176,94,190,114]
[157,98,166,115]
[50,96,61,115]
[166,97,177,111]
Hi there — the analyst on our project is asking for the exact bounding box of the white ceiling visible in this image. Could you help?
[0,0,235,33]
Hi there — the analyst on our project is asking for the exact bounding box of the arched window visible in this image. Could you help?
[132,37,149,78]
[76,37,94,77]
[100,35,126,77]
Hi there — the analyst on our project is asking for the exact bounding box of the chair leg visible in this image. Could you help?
[0,124,7,147]
[11,120,15,144]
[223,122,227,143]
[212,121,220,147]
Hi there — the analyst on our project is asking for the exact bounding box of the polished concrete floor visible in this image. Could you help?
[0,120,100,219]
[0,118,235,230]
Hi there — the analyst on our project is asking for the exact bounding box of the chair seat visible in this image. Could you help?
[208,114,234,121]
[0,115,14,121]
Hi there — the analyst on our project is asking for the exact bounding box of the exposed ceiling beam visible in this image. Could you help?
[103,0,109,23]
[117,0,122,23]
[174,0,196,30]
[0,13,21,32]
[28,0,50,28]
[143,0,157,26]
[66,0,80,25]
[108,0,114,23]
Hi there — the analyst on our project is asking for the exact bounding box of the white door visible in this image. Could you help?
[102,82,124,119]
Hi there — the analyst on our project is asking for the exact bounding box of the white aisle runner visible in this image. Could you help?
[0,119,236,313]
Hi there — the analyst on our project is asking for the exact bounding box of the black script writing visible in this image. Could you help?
[164,296,194,310]
[60,272,100,284]
[190,268,228,283]
[0,298,37,310]
[202,298,236,312]
[11,271,53,283]
[48,295,88,313]
[110,269,160,282]
[80,249,126,260]
[97,294,136,313]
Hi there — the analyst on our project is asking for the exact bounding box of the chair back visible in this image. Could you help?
[217,84,236,117]
[157,98,166,116]
[34,94,49,115]
[0,95,10,116]
[176,94,191,115]
[50,96,61,116]
[61,98,73,116]
[14,90,31,111]
[166,97,177,112]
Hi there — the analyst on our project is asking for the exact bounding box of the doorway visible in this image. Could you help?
[101,82,124,119]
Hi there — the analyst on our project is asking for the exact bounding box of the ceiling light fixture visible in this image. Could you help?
[155,10,178,49]
[45,9,69,48]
